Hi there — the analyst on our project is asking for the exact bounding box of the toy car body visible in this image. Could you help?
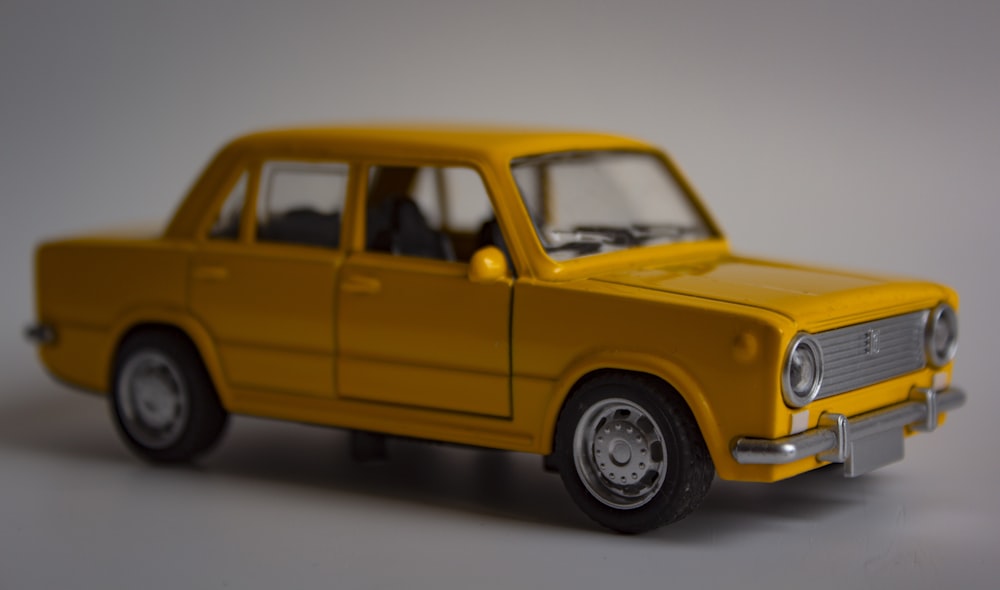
[28,125,965,532]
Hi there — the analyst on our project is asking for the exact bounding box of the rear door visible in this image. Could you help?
[190,161,349,398]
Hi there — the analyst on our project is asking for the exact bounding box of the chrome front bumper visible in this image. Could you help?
[731,386,966,477]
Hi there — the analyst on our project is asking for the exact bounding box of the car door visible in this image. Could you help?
[189,160,349,398]
[337,163,513,417]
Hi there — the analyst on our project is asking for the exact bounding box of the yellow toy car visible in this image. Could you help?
[27,125,965,533]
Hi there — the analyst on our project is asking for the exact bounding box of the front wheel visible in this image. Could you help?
[111,330,228,463]
[554,373,714,533]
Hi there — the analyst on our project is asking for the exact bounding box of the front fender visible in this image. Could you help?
[537,351,726,472]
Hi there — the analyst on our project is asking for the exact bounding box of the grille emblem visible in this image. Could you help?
[865,329,881,356]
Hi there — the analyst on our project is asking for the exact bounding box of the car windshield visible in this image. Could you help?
[511,150,714,261]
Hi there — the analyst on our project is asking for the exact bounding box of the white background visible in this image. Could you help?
[2,1,998,587]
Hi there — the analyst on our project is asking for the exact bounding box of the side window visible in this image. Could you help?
[256,161,348,249]
[209,172,248,239]
[365,165,499,263]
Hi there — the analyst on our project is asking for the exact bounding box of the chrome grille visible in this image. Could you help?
[815,310,928,399]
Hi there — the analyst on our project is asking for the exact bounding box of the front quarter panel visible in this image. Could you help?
[513,277,789,479]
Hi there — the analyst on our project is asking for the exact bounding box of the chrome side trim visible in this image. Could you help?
[732,386,965,468]
[24,322,56,345]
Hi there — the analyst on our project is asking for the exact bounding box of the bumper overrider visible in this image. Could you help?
[732,386,966,477]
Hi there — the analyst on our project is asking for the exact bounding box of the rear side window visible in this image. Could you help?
[256,161,348,249]
[208,172,248,239]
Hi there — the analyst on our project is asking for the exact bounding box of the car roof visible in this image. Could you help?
[225,124,654,161]
[165,124,662,239]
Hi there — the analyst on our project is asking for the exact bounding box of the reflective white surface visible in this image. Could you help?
[2,0,998,587]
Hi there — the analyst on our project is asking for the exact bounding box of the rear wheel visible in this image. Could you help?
[111,330,228,463]
[554,372,714,533]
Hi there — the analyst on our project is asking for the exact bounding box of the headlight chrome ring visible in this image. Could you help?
[782,333,824,408]
[925,304,958,368]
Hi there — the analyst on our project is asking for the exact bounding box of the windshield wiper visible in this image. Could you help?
[629,223,706,243]
[572,226,638,246]
[571,224,705,246]
[543,224,706,256]
[545,241,604,255]
[544,229,614,255]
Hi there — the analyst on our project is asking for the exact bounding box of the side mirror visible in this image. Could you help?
[468,246,509,283]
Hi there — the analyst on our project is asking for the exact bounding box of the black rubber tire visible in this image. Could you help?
[553,372,714,533]
[110,329,229,463]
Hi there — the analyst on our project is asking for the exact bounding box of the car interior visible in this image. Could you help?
[365,165,508,265]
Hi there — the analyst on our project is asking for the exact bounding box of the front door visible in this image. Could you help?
[337,164,512,417]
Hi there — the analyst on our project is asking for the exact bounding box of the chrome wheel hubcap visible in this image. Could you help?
[116,351,189,449]
[573,397,667,509]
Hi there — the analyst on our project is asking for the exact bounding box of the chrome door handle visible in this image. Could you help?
[342,275,381,294]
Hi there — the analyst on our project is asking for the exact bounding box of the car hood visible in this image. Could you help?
[592,255,950,328]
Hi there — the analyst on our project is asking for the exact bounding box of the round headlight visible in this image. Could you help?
[782,333,824,407]
[926,304,958,367]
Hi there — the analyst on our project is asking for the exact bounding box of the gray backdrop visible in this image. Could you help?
[2,1,998,588]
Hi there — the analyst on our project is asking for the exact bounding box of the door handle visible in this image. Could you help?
[193,266,229,281]
[342,275,381,295]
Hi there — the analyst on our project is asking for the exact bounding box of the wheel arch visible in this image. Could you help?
[538,353,725,470]
[108,310,232,409]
